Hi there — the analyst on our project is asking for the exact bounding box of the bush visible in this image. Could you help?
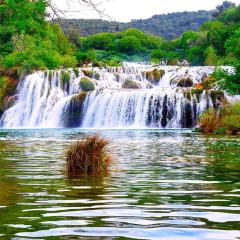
[80,77,95,91]
[221,102,240,132]
[66,134,112,175]
[199,101,240,134]
[222,115,240,132]
[212,64,240,94]
[199,108,220,133]
[214,127,226,134]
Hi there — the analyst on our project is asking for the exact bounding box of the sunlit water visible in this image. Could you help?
[0,129,240,239]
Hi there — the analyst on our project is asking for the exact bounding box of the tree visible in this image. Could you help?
[204,46,219,66]
[115,36,142,54]
[212,1,236,17]
[225,27,240,62]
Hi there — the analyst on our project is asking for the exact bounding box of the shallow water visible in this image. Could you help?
[0,129,240,239]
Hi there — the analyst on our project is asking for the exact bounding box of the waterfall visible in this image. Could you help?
[0,70,81,128]
[81,89,216,128]
[0,65,227,129]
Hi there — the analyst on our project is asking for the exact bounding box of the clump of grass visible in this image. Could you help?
[66,134,112,176]
[199,108,220,133]
[198,101,240,135]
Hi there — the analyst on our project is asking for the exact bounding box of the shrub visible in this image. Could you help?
[201,76,217,90]
[221,102,240,132]
[198,101,240,134]
[199,108,220,133]
[80,77,95,91]
[212,64,240,94]
[214,127,226,134]
[66,134,112,175]
[222,115,240,132]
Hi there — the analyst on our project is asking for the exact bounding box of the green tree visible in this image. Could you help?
[204,46,219,66]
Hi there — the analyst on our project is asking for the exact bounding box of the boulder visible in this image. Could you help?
[178,60,190,67]
[122,80,141,89]
[146,69,165,84]
[79,77,96,91]
[177,77,193,87]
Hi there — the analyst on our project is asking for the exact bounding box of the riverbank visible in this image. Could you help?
[198,101,240,135]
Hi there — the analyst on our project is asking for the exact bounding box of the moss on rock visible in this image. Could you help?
[82,70,94,78]
[122,79,141,89]
[73,68,80,78]
[146,69,165,84]
[94,72,100,80]
[80,77,95,91]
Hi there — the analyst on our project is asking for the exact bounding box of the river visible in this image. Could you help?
[0,129,239,239]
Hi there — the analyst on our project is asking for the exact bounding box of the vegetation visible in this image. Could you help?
[66,134,112,175]
[79,77,95,91]
[1,1,240,70]
[75,28,164,65]
[212,64,240,94]
[66,2,240,67]
[59,10,213,40]
[199,101,240,134]
[0,0,76,75]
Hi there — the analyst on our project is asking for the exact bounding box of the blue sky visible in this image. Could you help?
[54,0,240,22]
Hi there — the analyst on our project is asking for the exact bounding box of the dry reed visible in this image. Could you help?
[66,134,112,176]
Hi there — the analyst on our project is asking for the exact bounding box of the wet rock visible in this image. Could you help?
[177,77,193,87]
[94,72,100,80]
[63,92,88,128]
[82,70,94,78]
[122,80,141,89]
[178,60,190,67]
[146,69,165,84]
[80,77,96,91]
[3,95,18,110]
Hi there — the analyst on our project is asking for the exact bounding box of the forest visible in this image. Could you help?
[59,10,213,40]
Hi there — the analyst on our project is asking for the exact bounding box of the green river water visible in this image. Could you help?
[0,129,240,239]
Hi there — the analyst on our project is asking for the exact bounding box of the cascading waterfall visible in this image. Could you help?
[0,64,227,129]
[81,89,217,128]
[0,70,82,128]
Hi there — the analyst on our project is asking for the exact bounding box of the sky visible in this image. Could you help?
[54,0,240,22]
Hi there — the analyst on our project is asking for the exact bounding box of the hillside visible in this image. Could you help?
[59,10,213,39]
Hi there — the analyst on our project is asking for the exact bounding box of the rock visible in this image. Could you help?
[146,83,153,89]
[145,69,165,84]
[63,92,88,128]
[94,72,100,80]
[177,77,193,87]
[122,80,141,89]
[178,60,190,67]
[82,70,94,78]
[3,95,18,110]
[79,77,96,91]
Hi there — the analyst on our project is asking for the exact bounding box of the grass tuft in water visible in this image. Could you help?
[66,134,112,176]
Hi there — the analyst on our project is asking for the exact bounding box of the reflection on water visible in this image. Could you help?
[0,129,240,239]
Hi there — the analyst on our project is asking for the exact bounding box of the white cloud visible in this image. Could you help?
[53,0,240,22]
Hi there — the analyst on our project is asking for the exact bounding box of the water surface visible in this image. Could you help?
[0,129,240,239]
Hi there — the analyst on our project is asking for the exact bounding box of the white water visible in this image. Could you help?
[0,65,224,129]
